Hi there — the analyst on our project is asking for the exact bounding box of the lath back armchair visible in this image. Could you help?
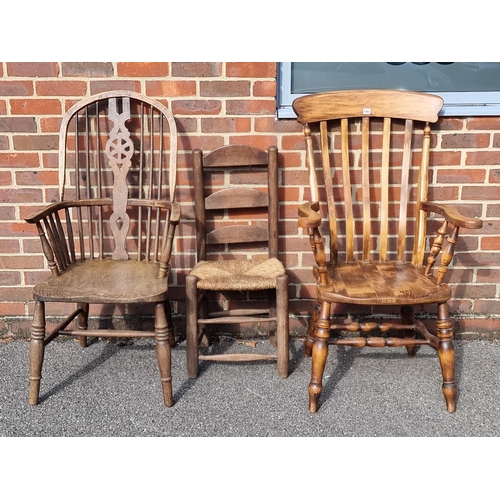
[292,89,483,413]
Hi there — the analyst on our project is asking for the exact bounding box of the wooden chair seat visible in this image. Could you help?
[319,261,451,305]
[191,257,285,291]
[33,260,171,304]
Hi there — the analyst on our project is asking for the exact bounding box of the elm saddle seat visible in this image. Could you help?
[185,144,289,380]
[292,89,483,413]
[25,91,180,407]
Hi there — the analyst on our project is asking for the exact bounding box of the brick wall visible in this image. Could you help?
[1,62,499,339]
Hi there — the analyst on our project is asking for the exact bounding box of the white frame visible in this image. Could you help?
[277,62,500,119]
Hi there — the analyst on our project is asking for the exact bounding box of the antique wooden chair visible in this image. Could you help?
[25,90,180,406]
[292,89,483,413]
[186,144,289,379]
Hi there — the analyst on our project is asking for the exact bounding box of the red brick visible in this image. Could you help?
[0,81,34,96]
[6,62,59,77]
[0,136,8,149]
[436,168,486,183]
[466,151,500,165]
[61,62,114,77]
[0,171,12,185]
[492,133,500,148]
[13,135,58,151]
[255,117,302,133]
[0,205,16,220]
[0,117,37,132]
[117,62,169,77]
[436,117,464,131]
[172,62,222,77]
[481,236,500,250]
[89,80,140,94]
[0,271,22,286]
[171,100,222,115]
[226,100,276,115]
[466,116,500,130]
[200,81,250,97]
[0,100,6,114]
[16,170,59,186]
[253,81,276,97]
[226,62,276,78]
[0,188,43,203]
[441,133,490,148]
[146,80,196,97]
[40,117,63,133]
[462,185,500,200]
[0,153,39,168]
[201,117,251,133]
[41,152,59,169]
[35,81,88,96]
[0,255,45,269]
[431,151,462,166]
[228,135,277,149]
[177,134,224,152]
[10,99,62,115]
[0,302,26,316]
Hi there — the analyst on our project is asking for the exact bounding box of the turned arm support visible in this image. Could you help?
[298,201,329,285]
[422,201,483,284]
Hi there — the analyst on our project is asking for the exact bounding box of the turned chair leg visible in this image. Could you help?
[308,301,331,412]
[185,273,200,379]
[165,300,176,348]
[276,274,289,379]
[76,302,89,347]
[401,305,417,357]
[154,302,173,407]
[29,301,46,406]
[305,302,320,358]
[436,302,456,412]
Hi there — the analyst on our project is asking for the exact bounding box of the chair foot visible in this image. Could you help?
[442,382,457,412]
[29,300,46,406]
[308,383,321,412]
[405,345,416,357]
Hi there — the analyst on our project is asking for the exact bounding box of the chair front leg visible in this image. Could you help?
[29,300,46,405]
[76,302,89,347]
[154,302,173,407]
[305,301,321,358]
[309,300,331,413]
[437,301,456,412]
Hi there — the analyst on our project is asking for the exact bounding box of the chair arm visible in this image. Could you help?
[422,201,483,229]
[298,201,322,229]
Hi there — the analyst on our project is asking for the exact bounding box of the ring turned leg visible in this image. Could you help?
[401,305,416,357]
[154,302,173,407]
[308,301,331,412]
[29,300,46,406]
[437,302,456,412]
[305,302,320,358]
[165,300,176,348]
[76,302,89,347]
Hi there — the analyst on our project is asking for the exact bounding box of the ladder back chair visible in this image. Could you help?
[186,144,289,379]
[292,89,483,413]
[25,90,180,407]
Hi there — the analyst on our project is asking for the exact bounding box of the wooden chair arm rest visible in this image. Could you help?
[298,201,322,229]
[25,198,180,224]
[422,201,483,229]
